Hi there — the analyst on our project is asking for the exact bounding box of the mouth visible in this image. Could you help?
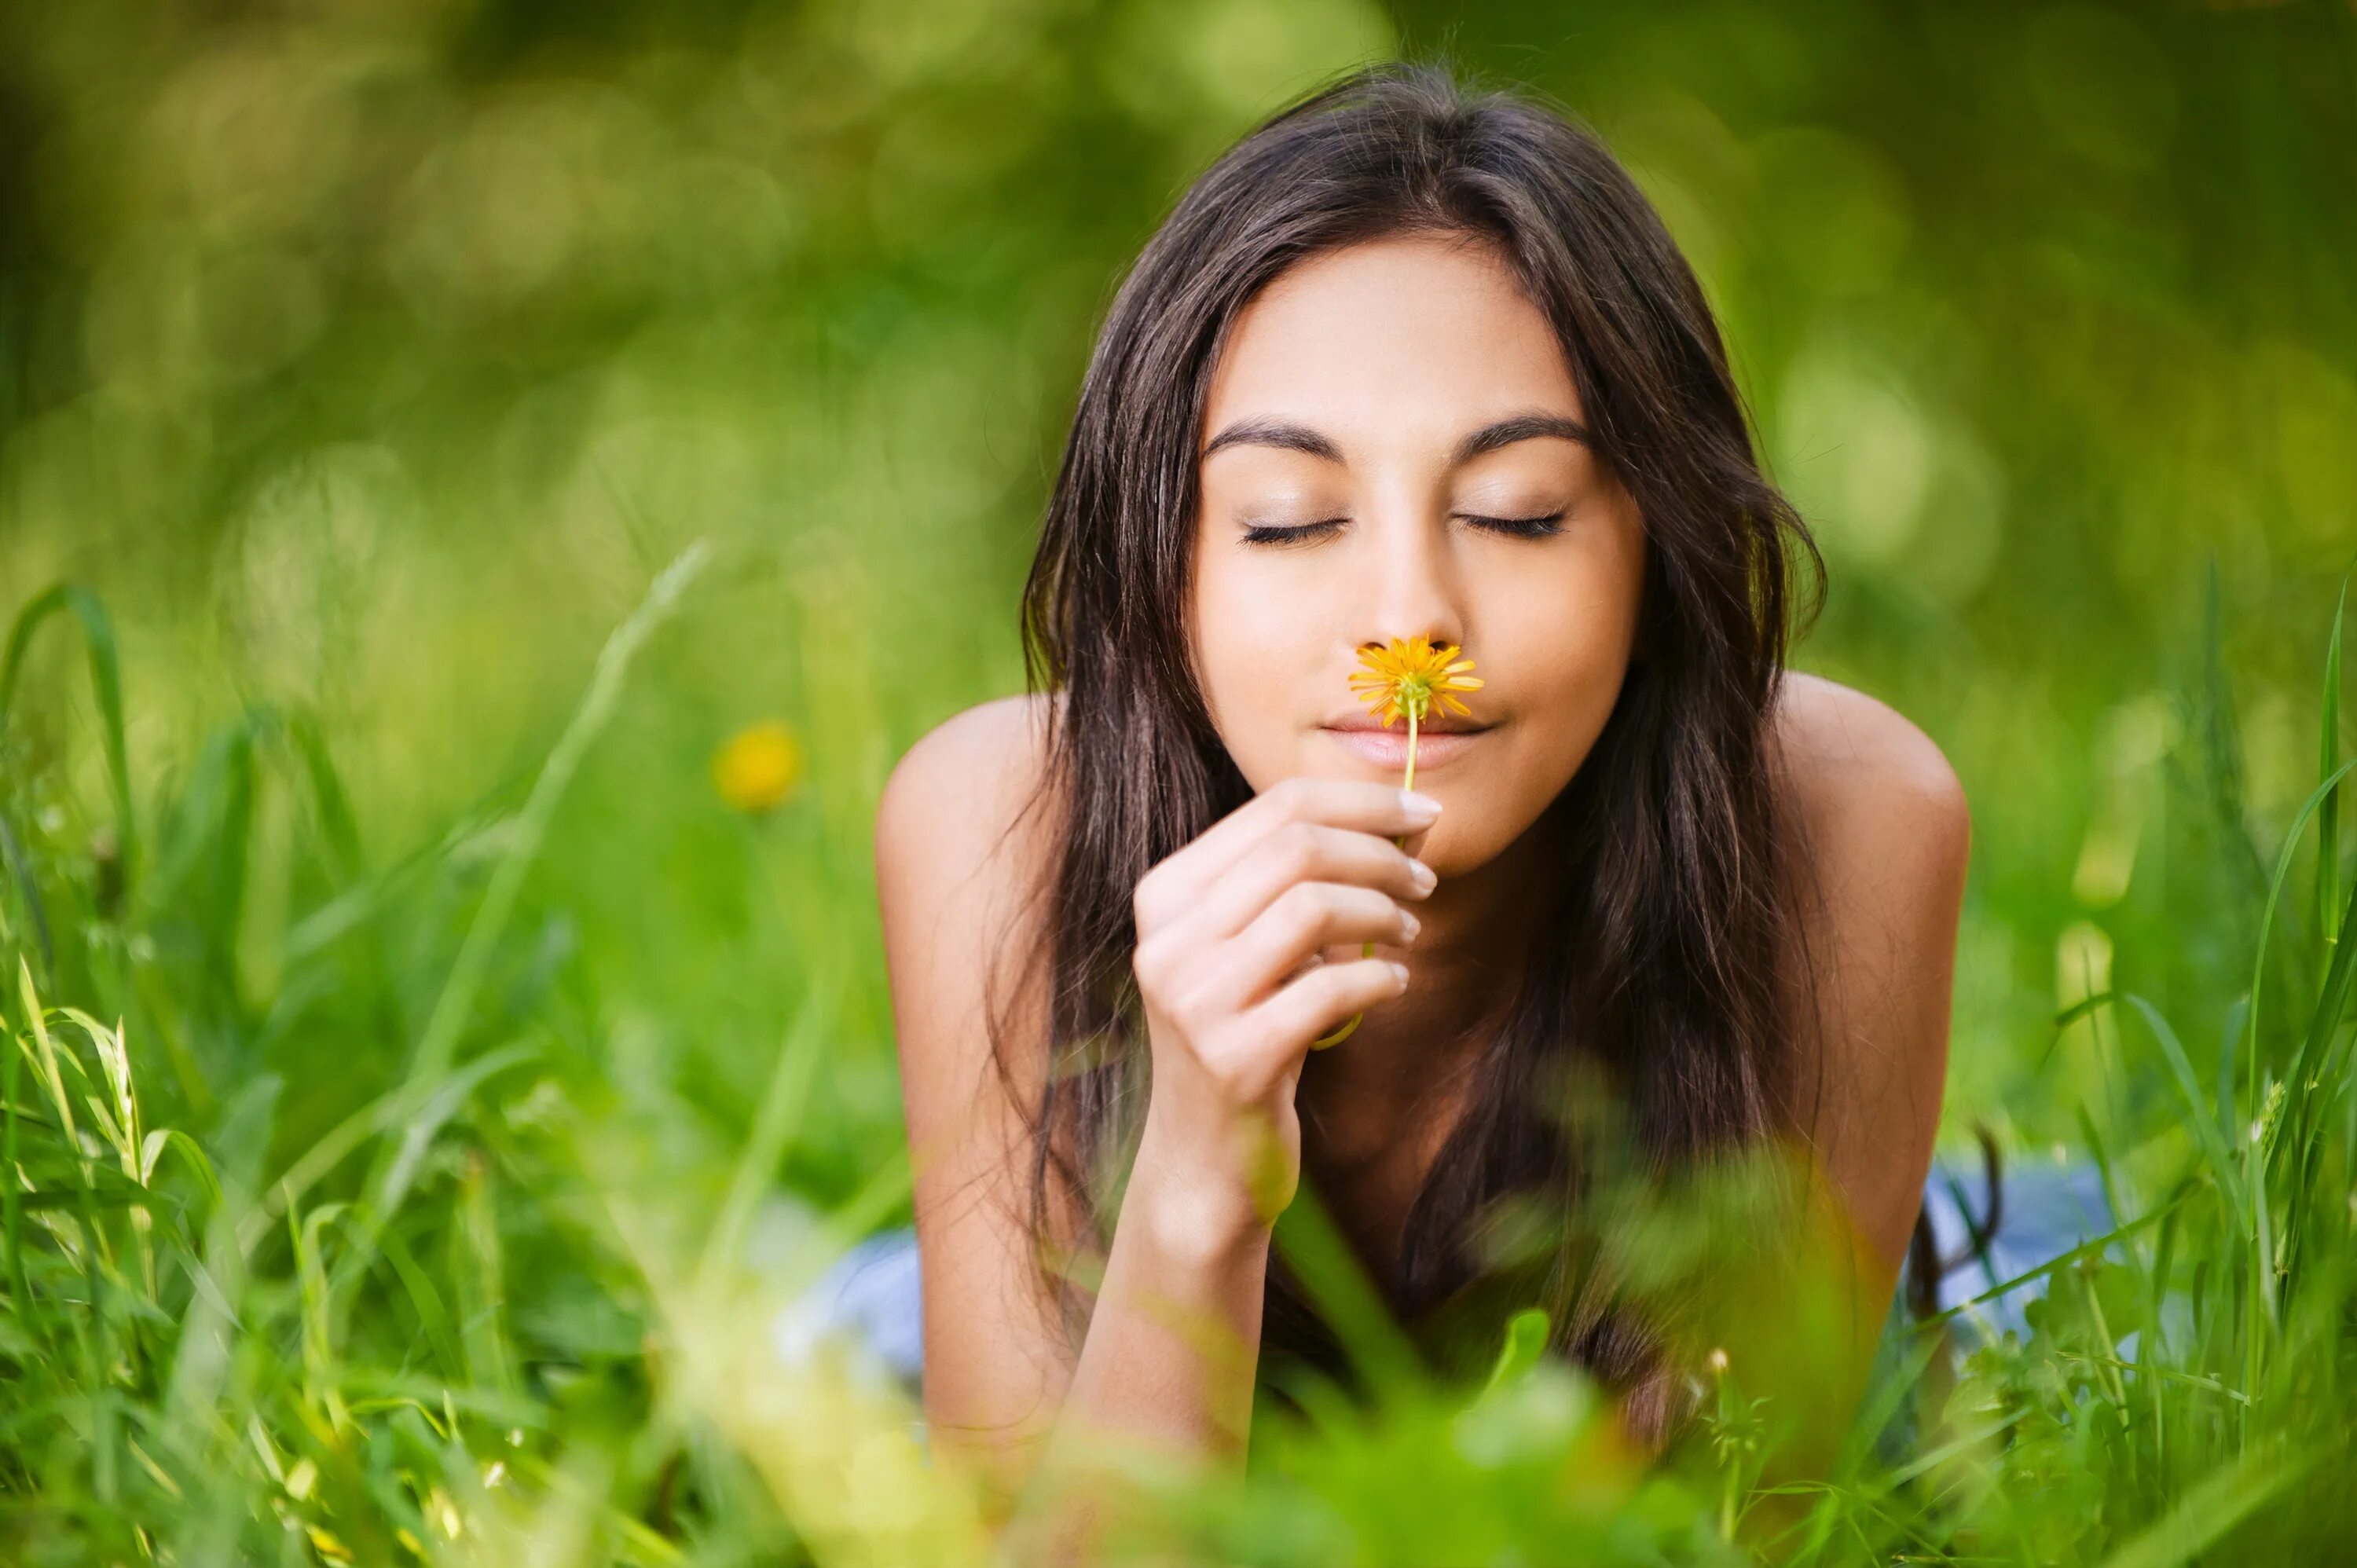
[1324,713,1489,735]
[1319,713,1495,771]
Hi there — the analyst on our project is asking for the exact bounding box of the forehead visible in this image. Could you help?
[1201,233,1582,446]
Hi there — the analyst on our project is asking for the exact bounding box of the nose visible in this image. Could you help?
[1361,499,1468,654]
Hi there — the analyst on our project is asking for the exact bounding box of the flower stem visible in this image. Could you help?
[1310,706,1420,1050]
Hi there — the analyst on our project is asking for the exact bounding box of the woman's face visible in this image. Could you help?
[1189,231,1648,877]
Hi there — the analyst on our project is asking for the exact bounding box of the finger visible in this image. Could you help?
[1220,881,1419,1006]
[1398,820,1436,863]
[1136,778,1441,924]
[1251,957,1411,1053]
[1158,777,1437,909]
[1178,822,1434,943]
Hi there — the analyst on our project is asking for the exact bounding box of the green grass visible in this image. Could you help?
[1,558,2350,1566]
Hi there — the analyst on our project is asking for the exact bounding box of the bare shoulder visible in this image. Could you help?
[873,691,1066,1119]
[878,691,1059,844]
[1767,670,1971,1275]
[1767,668,1972,1026]
[1770,670,1970,847]
[874,689,1064,1116]
[876,691,1061,906]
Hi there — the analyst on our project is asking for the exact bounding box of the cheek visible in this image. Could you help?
[1490,572,1642,776]
[1188,555,1321,772]
[1522,620,1633,722]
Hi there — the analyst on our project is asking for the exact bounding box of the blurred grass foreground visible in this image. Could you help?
[4,0,2357,1563]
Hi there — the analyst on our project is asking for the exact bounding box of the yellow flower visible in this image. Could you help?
[713,720,803,813]
[1313,636,1479,1052]
[1347,635,1483,730]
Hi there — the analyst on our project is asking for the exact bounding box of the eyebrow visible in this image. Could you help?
[1199,411,1593,467]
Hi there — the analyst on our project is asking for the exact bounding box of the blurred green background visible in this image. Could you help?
[2,0,2352,1200]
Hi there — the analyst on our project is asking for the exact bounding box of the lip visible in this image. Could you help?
[1319,719,1494,771]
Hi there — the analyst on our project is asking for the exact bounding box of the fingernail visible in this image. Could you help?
[1387,962,1411,988]
[1400,790,1442,821]
[1408,859,1437,893]
[1400,910,1422,940]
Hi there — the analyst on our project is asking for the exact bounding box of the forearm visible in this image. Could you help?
[1004,1129,1274,1560]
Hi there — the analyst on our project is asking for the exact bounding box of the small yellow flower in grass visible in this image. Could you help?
[713,720,804,813]
[1314,636,1481,1049]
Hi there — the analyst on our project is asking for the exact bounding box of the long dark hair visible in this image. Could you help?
[999,56,1829,1441]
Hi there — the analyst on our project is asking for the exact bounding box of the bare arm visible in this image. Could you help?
[1771,671,1970,1284]
[876,695,1078,1522]
[1752,672,1971,1479]
[878,697,1431,1556]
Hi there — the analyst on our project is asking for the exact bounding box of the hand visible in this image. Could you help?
[1126,777,1441,1242]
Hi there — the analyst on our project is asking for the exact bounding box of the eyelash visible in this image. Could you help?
[1240,510,1567,547]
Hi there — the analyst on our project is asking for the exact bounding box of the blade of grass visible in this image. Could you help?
[374,1222,466,1384]
[158,1072,275,1473]
[17,957,82,1152]
[810,1149,918,1262]
[2041,988,2118,1072]
[279,765,539,965]
[2096,1438,2308,1568]
[2075,1103,2141,1291]
[2123,987,2275,1387]
[2237,758,2356,1105]
[2,967,37,1354]
[16,1180,190,1214]
[138,1127,225,1212]
[145,720,255,984]
[2119,994,2245,1218]
[2316,563,2348,954]
[0,584,137,884]
[2274,863,2357,1302]
[2146,1191,2181,1365]
[407,538,710,1088]
[279,708,365,885]
[337,540,709,1291]
[697,971,838,1297]
[0,814,57,992]
[1827,1327,1944,1479]
[2279,864,2357,1213]
[2292,867,2357,1093]
[1268,1171,1428,1399]
[291,1202,353,1435]
[20,957,129,1501]
[453,1149,517,1401]
[1478,1306,1552,1397]
[2194,559,2268,929]
[2216,996,2246,1157]
[506,1451,691,1566]
[236,1041,535,1258]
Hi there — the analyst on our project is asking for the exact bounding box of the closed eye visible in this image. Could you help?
[1240,518,1346,547]
[1461,509,1567,538]
[1239,509,1567,547]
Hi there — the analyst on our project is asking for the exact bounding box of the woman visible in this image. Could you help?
[874,57,1969,1539]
